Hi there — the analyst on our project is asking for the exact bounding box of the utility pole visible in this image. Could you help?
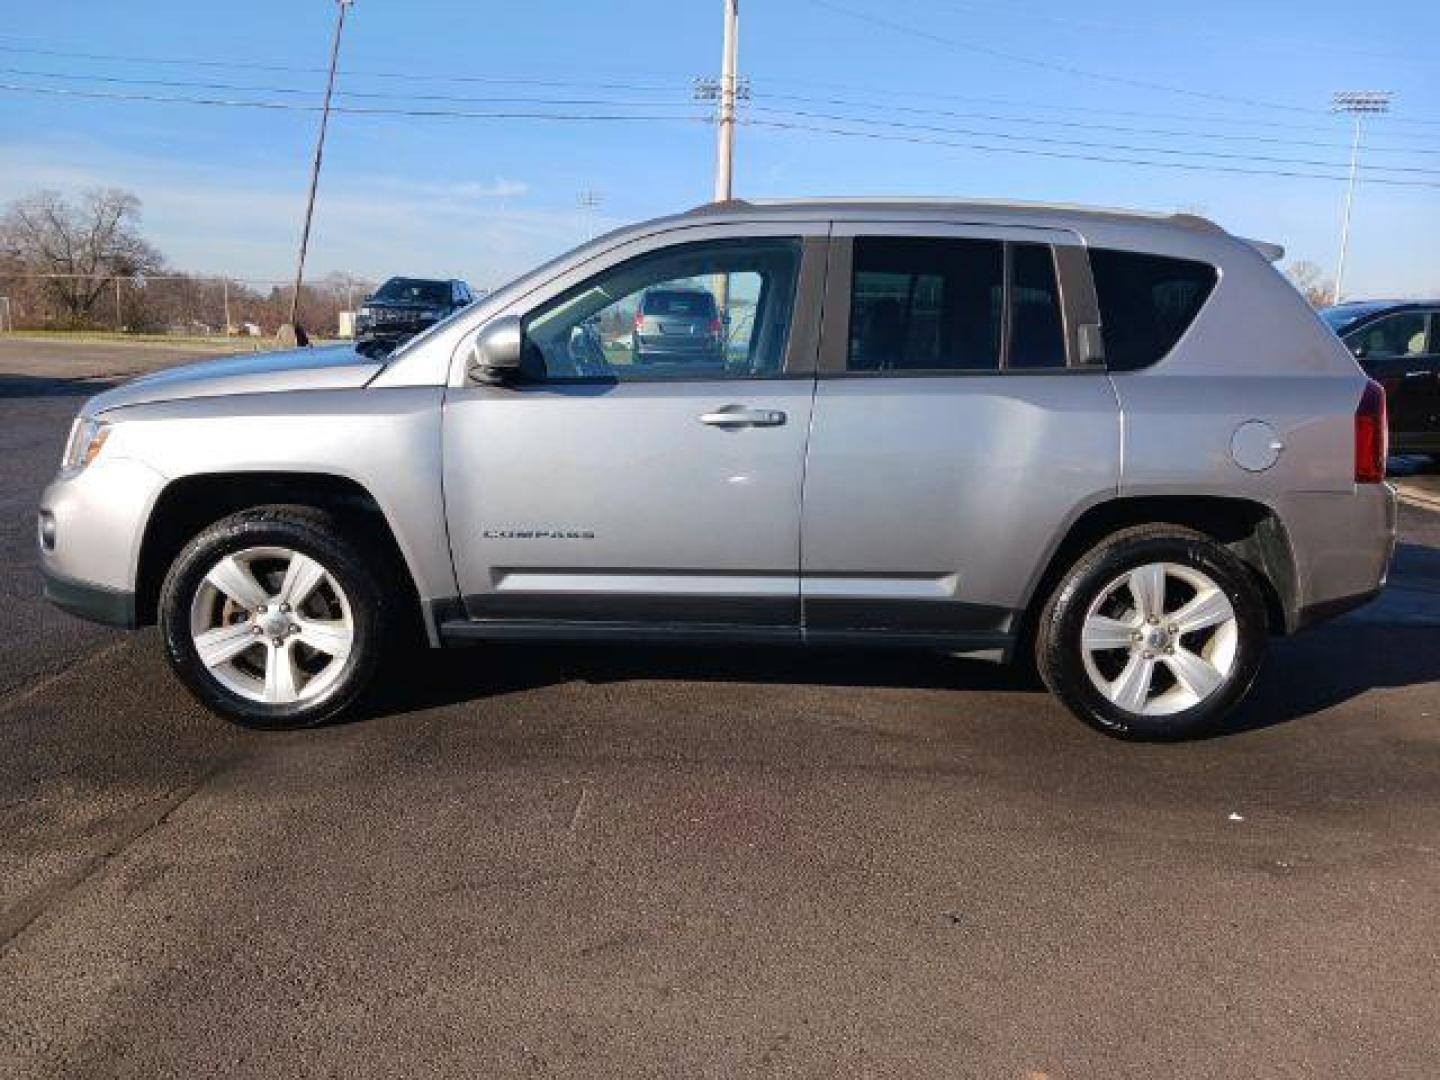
[286,0,353,342]
[114,277,122,331]
[577,190,604,240]
[714,0,740,203]
[222,276,232,335]
[1330,90,1392,305]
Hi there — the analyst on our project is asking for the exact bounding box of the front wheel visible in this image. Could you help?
[158,506,387,729]
[1035,526,1268,739]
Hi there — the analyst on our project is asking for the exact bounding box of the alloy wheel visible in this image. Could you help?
[1079,561,1239,717]
[188,545,354,705]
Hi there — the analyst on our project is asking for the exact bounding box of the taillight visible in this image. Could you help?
[707,317,722,337]
[633,311,644,332]
[1354,378,1387,484]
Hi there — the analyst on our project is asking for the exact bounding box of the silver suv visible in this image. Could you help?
[38,199,1397,738]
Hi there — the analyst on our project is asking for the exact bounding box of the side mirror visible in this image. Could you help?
[467,314,524,385]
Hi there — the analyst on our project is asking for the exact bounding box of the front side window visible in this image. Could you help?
[1089,249,1218,372]
[1346,311,1429,358]
[523,238,801,381]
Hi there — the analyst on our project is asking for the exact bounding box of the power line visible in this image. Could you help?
[754,90,1440,157]
[751,74,1440,137]
[802,0,1319,115]
[746,106,1440,178]
[10,63,1440,171]
[741,117,1440,189]
[0,81,713,123]
[0,41,693,94]
[0,66,703,111]
[9,79,1440,186]
[6,34,1438,131]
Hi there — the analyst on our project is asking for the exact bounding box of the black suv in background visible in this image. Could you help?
[1322,300,1440,459]
[356,277,476,352]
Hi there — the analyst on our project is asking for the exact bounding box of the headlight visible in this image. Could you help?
[62,417,111,471]
[358,306,374,318]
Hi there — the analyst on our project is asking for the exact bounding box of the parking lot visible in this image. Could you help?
[3,337,1440,1077]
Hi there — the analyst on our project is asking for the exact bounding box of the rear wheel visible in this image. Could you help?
[1035,526,1267,739]
[158,506,387,729]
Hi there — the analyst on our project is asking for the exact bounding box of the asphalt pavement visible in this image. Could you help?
[2,338,1439,1078]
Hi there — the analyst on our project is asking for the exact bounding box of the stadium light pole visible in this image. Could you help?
[286,0,353,342]
[1330,90,1392,305]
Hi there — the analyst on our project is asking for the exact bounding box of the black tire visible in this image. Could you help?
[1034,525,1268,740]
[158,505,389,729]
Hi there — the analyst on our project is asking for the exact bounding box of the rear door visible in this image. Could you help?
[800,222,1121,648]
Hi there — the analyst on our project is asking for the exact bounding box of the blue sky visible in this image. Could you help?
[1,0,1436,296]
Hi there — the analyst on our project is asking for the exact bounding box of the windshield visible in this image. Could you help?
[372,278,451,305]
[1320,303,1391,334]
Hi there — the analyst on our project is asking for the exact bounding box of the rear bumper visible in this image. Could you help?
[42,565,137,628]
[1277,483,1397,632]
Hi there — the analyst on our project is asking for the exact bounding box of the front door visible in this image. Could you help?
[1350,310,1439,448]
[442,232,825,636]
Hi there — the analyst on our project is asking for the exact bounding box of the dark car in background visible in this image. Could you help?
[357,277,475,352]
[1322,300,1440,458]
[631,286,725,366]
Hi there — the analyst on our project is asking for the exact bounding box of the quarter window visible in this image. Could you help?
[1089,249,1218,371]
[523,238,801,382]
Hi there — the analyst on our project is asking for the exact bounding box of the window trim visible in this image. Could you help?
[817,229,1097,378]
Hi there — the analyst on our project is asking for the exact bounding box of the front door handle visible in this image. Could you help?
[699,407,787,427]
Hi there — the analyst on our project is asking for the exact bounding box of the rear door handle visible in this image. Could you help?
[699,408,787,427]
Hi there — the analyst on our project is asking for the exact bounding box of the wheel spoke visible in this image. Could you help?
[278,553,327,608]
[1170,586,1234,636]
[1109,653,1157,713]
[294,617,351,661]
[263,642,301,703]
[1163,646,1224,702]
[206,555,270,610]
[194,622,258,669]
[1083,614,1138,651]
[1127,564,1166,621]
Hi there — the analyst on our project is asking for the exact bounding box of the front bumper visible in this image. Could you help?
[42,565,137,628]
[39,455,167,627]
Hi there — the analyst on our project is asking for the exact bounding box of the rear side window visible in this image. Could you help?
[1009,243,1066,369]
[1089,249,1217,371]
[846,237,1069,373]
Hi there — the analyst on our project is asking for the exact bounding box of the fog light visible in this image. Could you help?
[38,511,56,551]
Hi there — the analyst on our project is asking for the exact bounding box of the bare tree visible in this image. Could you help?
[0,188,164,326]
[1283,260,1334,308]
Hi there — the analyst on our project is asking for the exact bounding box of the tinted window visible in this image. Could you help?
[373,278,451,305]
[1009,243,1066,369]
[524,238,800,382]
[849,237,1003,372]
[1347,311,1429,357]
[1089,249,1218,371]
[1321,302,1391,334]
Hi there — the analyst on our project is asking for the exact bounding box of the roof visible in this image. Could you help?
[684,196,1227,235]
